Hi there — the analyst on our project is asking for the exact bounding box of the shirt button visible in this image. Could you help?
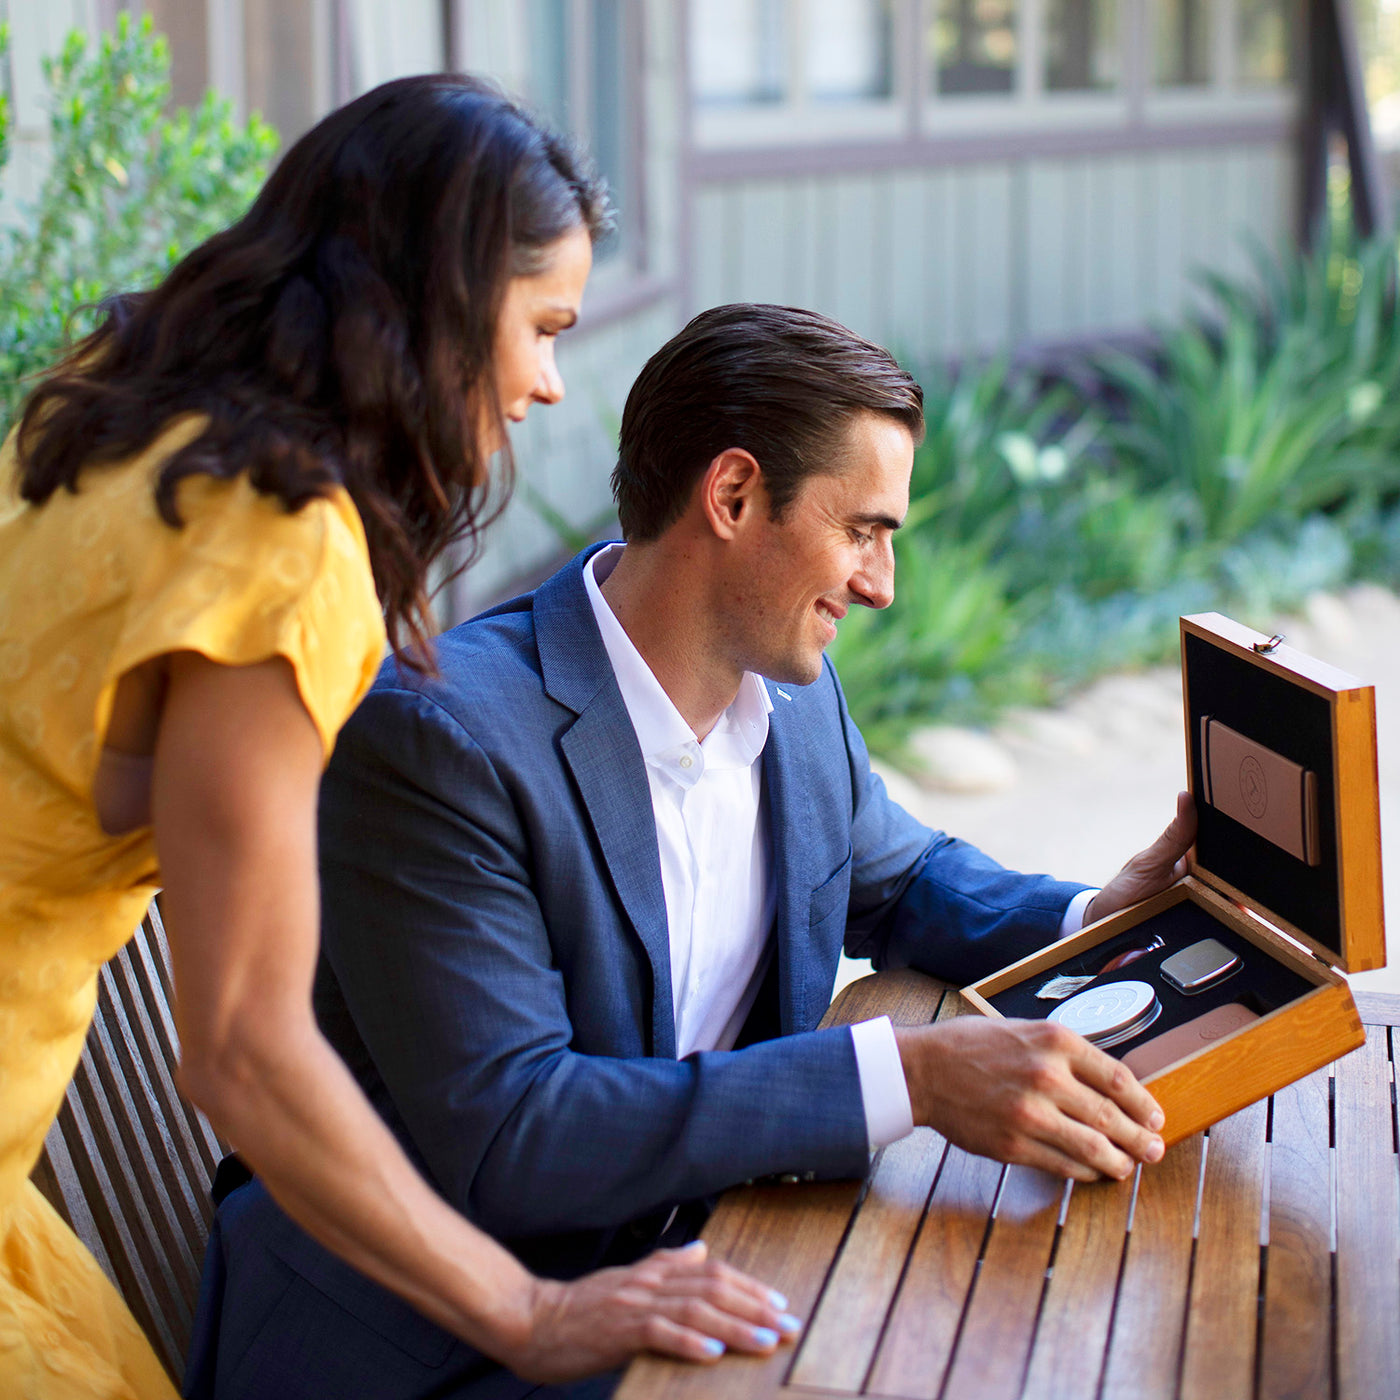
[679,756,693,769]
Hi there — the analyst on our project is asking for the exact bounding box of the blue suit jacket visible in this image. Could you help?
[187,546,1086,1400]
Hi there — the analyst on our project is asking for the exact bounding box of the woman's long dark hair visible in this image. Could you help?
[16,74,610,663]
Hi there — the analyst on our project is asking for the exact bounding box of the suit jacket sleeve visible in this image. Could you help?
[828,660,1090,981]
[316,685,871,1243]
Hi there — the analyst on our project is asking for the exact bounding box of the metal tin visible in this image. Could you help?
[1048,979,1162,1048]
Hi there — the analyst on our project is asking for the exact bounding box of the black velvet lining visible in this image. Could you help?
[987,899,1320,1060]
[1183,633,1342,957]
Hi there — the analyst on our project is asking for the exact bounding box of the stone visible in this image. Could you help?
[998,706,1097,757]
[906,725,1018,794]
[1304,591,1358,650]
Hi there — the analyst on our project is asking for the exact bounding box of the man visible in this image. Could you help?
[195,305,1193,1398]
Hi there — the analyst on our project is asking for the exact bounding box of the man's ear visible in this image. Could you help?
[698,448,763,541]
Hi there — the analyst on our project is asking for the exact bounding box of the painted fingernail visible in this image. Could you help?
[702,1337,725,1357]
[777,1313,803,1335]
[753,1327,779,1348]
[767,1289,789,1311]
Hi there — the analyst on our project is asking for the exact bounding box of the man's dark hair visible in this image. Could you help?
[612,303,924,541]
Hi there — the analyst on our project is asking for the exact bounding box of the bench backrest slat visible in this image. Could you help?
[32,900,226,1383]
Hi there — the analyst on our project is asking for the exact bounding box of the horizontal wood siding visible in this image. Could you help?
[691,142,1295,366]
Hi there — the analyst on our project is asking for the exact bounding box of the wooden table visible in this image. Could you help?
[618,971,1400,1400]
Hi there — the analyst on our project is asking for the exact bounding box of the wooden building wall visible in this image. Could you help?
[0,0,1303,611]
[691,142,1295,359]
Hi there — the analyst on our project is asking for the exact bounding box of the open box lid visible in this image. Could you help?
[1181,613,1386,973]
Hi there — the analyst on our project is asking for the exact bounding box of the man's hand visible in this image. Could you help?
[1085,790,1197,925]
[895,1016,1166,1181]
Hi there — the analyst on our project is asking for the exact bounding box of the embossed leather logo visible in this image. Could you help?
[1239,755,1268,818]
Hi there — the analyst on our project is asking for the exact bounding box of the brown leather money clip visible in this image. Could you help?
[1199,716,1320,866]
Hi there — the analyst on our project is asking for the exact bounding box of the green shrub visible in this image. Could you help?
[1093,226,1400,545]
[835,224,1400,756]
[0,13,276,433]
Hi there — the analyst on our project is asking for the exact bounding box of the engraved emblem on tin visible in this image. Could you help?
[1238,755,1268,818]
[1047,980,1160,1047]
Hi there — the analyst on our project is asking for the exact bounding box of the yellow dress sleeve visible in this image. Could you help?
[109,473,387,760]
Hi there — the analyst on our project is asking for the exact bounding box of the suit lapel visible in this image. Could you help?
[761,685,813,1036]
[537,552,676,1058]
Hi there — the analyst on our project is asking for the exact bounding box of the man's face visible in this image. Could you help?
[722,411,913,685]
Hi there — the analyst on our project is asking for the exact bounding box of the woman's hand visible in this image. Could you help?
[505,1241,801,1382]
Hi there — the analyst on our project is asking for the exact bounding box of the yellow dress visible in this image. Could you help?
[0,419,386,1398]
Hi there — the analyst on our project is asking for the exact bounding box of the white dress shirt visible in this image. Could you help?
[584,545,1096,1149]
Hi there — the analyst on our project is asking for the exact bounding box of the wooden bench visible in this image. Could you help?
[29,900,225,1383]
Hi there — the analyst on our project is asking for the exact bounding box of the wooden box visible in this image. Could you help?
[962,613,1385,1147]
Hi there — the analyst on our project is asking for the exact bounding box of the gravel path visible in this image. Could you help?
[841,584,1400,997]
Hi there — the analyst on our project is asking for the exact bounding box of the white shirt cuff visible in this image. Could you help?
[851,1016,914,1150]
[1060,888,1099,938]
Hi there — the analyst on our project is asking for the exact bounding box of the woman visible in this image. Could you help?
[0,75,793,1399]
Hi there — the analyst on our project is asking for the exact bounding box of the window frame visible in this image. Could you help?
[449,0,650,296]
[686,0,1298,151]
[690,0,909,150]
[1142,0,1296,127]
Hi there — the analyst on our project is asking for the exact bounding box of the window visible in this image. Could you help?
[690,0,900,145]
[807,0,894,102]
[689,0,1297,146]
[692,0,787,105]
[928,0,1122,108]
[1148,0,1292,96]
[1045,0,1118,93]
[520,0,633,263]
[1155,0,1211,87]
[931,0,1017,97]
[1236,0,1290,86]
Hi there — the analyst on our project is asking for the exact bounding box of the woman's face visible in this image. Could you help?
[483,223,593,459]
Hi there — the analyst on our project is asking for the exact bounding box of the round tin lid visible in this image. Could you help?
[1049,980,1161,1048]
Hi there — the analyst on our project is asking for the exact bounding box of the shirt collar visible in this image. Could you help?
[583,544,772,777]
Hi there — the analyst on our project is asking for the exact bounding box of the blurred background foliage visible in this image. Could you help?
[833,193,1400,756]
[2,19,1397,762]
[0,13,275,431]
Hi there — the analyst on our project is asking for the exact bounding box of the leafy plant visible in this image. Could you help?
[903,355,1096,548]
[0,24,10,174]
[1091,232,1400,547]
[0,13,277,432]
[827,531,1027,755]
[834,222,1400,755]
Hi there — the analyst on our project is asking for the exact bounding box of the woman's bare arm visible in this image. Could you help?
[152,651,794,1380]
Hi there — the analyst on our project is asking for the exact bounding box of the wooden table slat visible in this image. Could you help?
[619,980,1400,1400]
[1257,1067,1333,1400]
[1178,1097,1268,1400]
[865,1150,1007,1400]
[1352,990,1400,1027]
[615,1180,862,1400]
[821,970,948,1030]
[788,1130,948,1393]
[1098,1135,1203,1400]
[940,1165,1065,1400]
[1021,1175,1136,1400]
[1333,1027,1400,1400]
